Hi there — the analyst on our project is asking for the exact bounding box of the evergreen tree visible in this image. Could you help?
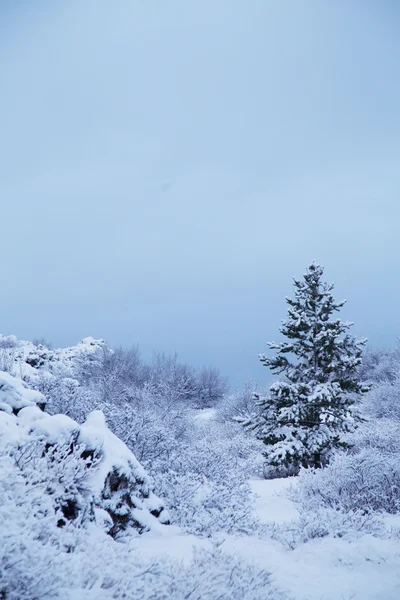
[246,261,368,474]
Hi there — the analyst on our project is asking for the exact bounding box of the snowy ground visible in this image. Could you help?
[133,477,400,600]
[192,408,217,421]
[250,477,299,524]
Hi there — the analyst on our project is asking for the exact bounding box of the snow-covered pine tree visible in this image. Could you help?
[246,261,368,475]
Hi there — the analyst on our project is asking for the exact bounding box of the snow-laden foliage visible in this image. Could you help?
[352,344,400,453]
[3,329,400,599]
[292,449,400,515]
[359,345,400,383]
[0,447,282,600]
[196,366,229,408]
[243,261,368,474]
[268,505,384,550]
[33,372,86,419]
[18,339,229,428]
[8,438,100,530]
[0,335,19,373]
[0,347,285,600]
[8,336,107,381]
[0,372,169,539]
[100,384,192,465]
[0,410,282,599]
[0,513,285,600]
[105,392,264,536]
[362,373,400,421]
[0,370,46,414]
[0,333,261,539]
[152,419,264,535]
[349,418,400,455]
[217,379,262,423]
[23,346,260,537]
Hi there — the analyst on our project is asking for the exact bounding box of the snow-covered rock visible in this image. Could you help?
[0,332,107,381]
[17,405,47,426]
[0,371,46,414]
[30,413,80,445]
[0,371,169,538]
[79,409,170,537]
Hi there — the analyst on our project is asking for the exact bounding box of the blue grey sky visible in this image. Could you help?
[1,1,400,386]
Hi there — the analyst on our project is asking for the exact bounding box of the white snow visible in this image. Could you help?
[250,477,299,524]
[0,371,45,411]
[129,526,211,564]
[193,408,217,421]
[79,409,149,495]
[17,405,47,426]
[235,481,400,599]
[223,532,400,600]
[135,476,400,600]
[0,410,23,447]
[30,413,79,444]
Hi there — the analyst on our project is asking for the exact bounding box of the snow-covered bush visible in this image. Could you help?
[11,438,100,530]
[0,333,296,597]
[296,507,383,541]
[0,521,65,600]
[359,346,400,383]
[0,335,19,374]
[146,352,199,403]
[100,387,263,536]
[36,372,100,423]
[217,380,262,423]
[73,345,228,410]
[0,416,282,599]
[84,544,286,600]
[0,510,286,600]
[156,546,286,600]
[91,381,261,536]
[0,373,169,540]
[154,470,257,535]
[292,449,400,515]
[0,445,76,600]
[11,355,257,538]
[362,374,400,421]
[102,384,192,466]
[0,371,46,415]
[161,418,261,477]
[348,418,400,455]
[151,420,264,536]
[268,506,383,550]
[195,366,228,408]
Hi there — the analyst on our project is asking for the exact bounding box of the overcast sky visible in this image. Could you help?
[1,1,400,386]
